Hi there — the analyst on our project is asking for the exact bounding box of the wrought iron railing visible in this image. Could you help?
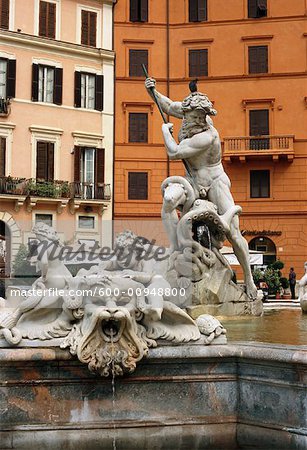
[70,181,111,200]
[0,177,111,200]
[224,135,294,152]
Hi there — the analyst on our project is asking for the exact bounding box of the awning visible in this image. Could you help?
[221,246,263,266]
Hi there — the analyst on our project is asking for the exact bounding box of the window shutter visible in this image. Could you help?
[129,49,148,77]
[198,0,207,21]
[189,0,198,22]
[47,142,54,181]
[248,47,257,73]
[54,67,63,105]
[249,109,269,136]
[250,170,269,198]
[189,49,207,77]
[81,10,97,46]
[258,46,268,73]
[130,0,138,21]
[95,74,103,111]
[32,64,39,102]
[74,146,81,182]
[74,71,81,107]
[140,0,148,22]
[0,137,6,177]
[89,12,97,47]
[261,171,270,197]
[81,10,88,45]
[6,59,16,98]
[128,172,148,200]
[129,113,148,143]
[257,0,267,16]
[248,46,268,74]
[39,1,47,36]
[248,0,257,18]
[199,49,208,76]
[0,0,9,29]
[189,49,198,76]
[250,171,259,198]
[47,1,56,38]
[95,148,105,184]
[36,141,48,180]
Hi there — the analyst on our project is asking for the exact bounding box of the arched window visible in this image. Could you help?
[249,236,276,266]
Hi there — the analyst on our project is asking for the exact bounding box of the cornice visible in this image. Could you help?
[116,72,307,83]
[182,38,214,44]
[122,38,154,44]
[114,15,307,28]
[0,30,115,61]
[29,125,63,135]
[0,122,15,129]
[242,98,275,110]
[241,35,274,41]
[241,210,307,217]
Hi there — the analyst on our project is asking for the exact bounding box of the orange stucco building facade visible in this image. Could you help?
[114,0,307,279]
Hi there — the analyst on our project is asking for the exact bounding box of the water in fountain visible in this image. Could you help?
[196,223,212,251]
[205,224,211,251]
[110,326,117,450]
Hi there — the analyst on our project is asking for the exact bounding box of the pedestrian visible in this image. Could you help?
[288,267,296,299]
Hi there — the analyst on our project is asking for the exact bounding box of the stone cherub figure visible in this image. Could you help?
[145,77,257,300]
[0,223,77,343]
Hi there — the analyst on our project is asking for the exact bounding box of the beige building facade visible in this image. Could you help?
[0,0,115,275]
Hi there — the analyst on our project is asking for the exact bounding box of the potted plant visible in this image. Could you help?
[263,267,281,298]
[280,277,291,299]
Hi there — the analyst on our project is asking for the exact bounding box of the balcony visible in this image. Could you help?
[223,135,294,163]
[0,177,111,214]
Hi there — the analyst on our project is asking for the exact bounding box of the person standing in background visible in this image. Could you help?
[289,267,297,299]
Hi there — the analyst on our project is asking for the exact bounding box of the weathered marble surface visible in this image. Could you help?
[299,261,307,313]
[0,343,306,449]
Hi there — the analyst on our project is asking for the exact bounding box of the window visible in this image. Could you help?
[38,65,54,102]
[0,59,7,98]
[78,216,95,229]
[129,113,148,143]
[0,0,9,30]
[248,0,267,18]
[130,0,148,22]
[189,49,208,77]
[81,73,95,109]
[32,64,63,105]
[74,146,105,199]
[39,1,56,39]
[189,0,207,22]
[0,58,16,98]
[35,213,53,227]
[0,137,5,176]
[36,141,54,181]
[74,72,103,111]
[248,46,268,74]
[129,49,148,77]
[249,109,269,149]
[81,9,97,47]
[128,172,148,200]
[250,170,270,198]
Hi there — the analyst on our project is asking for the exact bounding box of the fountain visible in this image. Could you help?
[0,81,305,449]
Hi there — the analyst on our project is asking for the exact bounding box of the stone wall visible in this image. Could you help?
[0,343,306,449]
